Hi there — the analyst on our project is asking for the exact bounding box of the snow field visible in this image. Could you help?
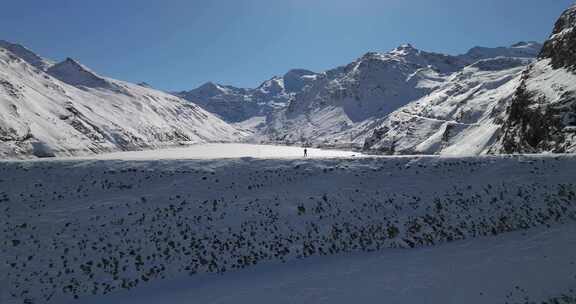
[72,144,366,160]
[1,154,576,303]
[76,223,576,304]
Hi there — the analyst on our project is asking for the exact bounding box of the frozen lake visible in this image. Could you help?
[76,143,366,160]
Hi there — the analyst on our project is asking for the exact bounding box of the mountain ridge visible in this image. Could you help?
[0,44,245,158]
[176,42,541,127]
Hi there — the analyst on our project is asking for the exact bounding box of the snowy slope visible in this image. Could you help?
[2,150,576,303]
[492,5,576,154]
[362,57,532,155]
[461,41,542,62]
[0,43,245,159]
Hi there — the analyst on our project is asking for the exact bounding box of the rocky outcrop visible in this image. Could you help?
[539,5,576,70]
[491,5,576,154]
[493,68,574,153]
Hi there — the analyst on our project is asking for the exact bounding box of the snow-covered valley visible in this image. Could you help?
[2,147,576,303]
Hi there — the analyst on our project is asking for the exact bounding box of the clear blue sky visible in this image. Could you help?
[2,0,573,91]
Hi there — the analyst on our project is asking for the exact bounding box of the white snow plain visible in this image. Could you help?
[68,144,366,160]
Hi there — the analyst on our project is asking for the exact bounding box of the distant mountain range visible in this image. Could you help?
[1,4,575,158]
[176,40,544,154]
[176,5,576,155]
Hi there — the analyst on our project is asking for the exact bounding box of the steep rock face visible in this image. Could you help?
[492,5,576,154]
[0,44,245,158]
[491,60,576,153]
[539,5,576,70]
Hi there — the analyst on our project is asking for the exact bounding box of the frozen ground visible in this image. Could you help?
[67,143,366,160]
[76,223,576,304]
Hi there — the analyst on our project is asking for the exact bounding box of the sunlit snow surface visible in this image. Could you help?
[73,144,366,160]
[77,224,576,304]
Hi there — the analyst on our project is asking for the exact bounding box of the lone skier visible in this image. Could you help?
[304,148,308,157]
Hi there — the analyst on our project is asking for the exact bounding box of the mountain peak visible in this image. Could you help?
[397,43,416,50]
[283,69,317,93]
[0,40,53,71]
[63,57,81,65]
[59,57,90,71]
[199,81,219,89]
[199,81,226,91]
[390,43,419,55]
[47,57,110,88]
[190,81,230,97]
[283,68,315,78]
[256,76,284,95]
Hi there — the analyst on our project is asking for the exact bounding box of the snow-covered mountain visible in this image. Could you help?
[176,69,318,123]
[362,4,576,156]
[491,5,576,154]
[253,43,541,149]
[362,57,532,155]
[0,43,245,158]
[172,37,545,154]
[2,2,570,158]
